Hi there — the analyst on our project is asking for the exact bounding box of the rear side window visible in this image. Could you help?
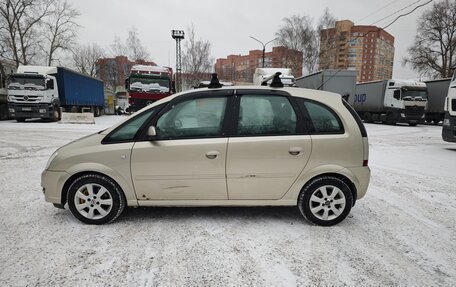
[298,100,344,134]
[237,95,297,135]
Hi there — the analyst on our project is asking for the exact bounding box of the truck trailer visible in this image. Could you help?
[295,69,356,101]
[7,66,104,122]
[442,72,456,142]
[424,78,451,124]
[353,79,428,126]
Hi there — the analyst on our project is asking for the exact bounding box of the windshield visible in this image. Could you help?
[129,76,170,93]
[402,89,428,99]
[8,76,46,90]
[8,75,46,90]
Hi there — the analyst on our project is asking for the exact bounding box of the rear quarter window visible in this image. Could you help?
[297,99,344,134]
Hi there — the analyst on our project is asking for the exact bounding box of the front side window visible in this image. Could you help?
[105,106,160,142]
[156,97,227,139]
[237,95,296,136]
[299,100,344,134]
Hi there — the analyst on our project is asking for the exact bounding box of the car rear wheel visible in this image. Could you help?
[67,173,126,224]
[298,176,353,226]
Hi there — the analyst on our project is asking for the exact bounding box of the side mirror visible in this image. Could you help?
[393,90,400,100]
[147,126,157,140]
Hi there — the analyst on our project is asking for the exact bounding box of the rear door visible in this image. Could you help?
[226,91,312,200]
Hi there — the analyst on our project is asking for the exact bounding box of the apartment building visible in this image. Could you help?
[319,20,395,83]
[215,46,303,84]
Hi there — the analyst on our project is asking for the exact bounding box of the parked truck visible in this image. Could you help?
[296,69,356,101]
[253,68,295,86]
[352,79,428,126]
[442,72,456,142]
[7,66,104,122]
[125,65,173,112]
[423,78,451,124]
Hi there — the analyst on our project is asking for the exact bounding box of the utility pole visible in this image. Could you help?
[250,36,277,68]
[172,30,185,92]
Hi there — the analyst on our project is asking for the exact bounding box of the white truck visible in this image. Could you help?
[253,68,295,86]
[442,72,456,142]
[352,79,428,126]
[7,66,104,122]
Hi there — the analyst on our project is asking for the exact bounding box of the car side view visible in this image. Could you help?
[41,74,370,226]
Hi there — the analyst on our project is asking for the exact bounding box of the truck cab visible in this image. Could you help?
[443,72,456,142]
[384,79,428,125]
[7,67,61,122]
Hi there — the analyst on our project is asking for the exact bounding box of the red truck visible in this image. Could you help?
[126,65,174,112]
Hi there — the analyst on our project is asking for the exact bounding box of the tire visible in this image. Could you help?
[409,122,418,126]
[16,118,26,123]
[363,112,373,123]
[67,173,126,224]
[298,176,353,226]
[386,112,396,125]
[52,105,61,122]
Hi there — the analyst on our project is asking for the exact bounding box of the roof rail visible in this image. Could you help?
[261,72,284,88]
[208,73,223,89]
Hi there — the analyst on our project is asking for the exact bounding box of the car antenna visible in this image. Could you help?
[261,72,284,88]
[208,73,222,89]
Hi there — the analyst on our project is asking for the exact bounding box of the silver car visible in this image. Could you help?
[42,80,370,226]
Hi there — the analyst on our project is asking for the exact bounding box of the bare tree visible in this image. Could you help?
[42,0,80,66]
[317,8,337,70]
[0,0,53,68]
[110,35,127,57]
[403,0,456,79]
[126,27,150,61]
[71,43,105,77]
[182,25,213,88]
[275,15,317,74]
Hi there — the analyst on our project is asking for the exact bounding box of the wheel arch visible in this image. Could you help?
[60,167,137,207]
[286,165,359,206]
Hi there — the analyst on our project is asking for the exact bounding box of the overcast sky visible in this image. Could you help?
[71,0,434,80]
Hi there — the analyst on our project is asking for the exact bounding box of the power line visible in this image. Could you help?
[370,0,423,26]
[356,0,398,23]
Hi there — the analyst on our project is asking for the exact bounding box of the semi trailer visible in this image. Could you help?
[424,78,451,124]
[443,72,456,142]
[353,79,428,126]
[7,66,104,122]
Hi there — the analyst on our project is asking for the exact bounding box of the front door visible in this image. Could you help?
[131,95,229,200]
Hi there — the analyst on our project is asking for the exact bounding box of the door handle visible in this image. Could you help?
[289,147,303,156]
[206,151,220,159]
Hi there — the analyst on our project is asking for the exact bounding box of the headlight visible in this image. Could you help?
[39,109,47,113]
[8,108,15,113]
[45,150,58,170]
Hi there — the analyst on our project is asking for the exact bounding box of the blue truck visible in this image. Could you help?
[7,66,104,122]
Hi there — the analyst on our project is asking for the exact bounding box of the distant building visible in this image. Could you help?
[215,46,303,84]
[96,56,156,90]
[319,20,395,83]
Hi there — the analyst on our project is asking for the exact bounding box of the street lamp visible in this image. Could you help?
[250,36,277,68]
[172,30,185,92]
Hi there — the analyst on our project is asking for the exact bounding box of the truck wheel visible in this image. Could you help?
[409,122,418,126]
[94,107,100,117]
[16,118,26,123]
[52,105,61,122]
[386,113,396,125]
[298,176,353,226]
[363,112,373,123]
[67,173,126,224]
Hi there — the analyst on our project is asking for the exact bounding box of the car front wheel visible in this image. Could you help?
[298,176,353,226]
[67,173,126,224]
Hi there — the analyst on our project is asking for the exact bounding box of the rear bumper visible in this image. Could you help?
[346,166,371,200]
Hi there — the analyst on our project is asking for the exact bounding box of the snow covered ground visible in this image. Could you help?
[0,116,455,286]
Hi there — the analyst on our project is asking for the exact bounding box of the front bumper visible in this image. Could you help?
[8,103,53,119]
[442,114,456,142]
[41,170,71,205]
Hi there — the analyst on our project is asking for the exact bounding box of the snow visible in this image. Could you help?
[0,117,455,286]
